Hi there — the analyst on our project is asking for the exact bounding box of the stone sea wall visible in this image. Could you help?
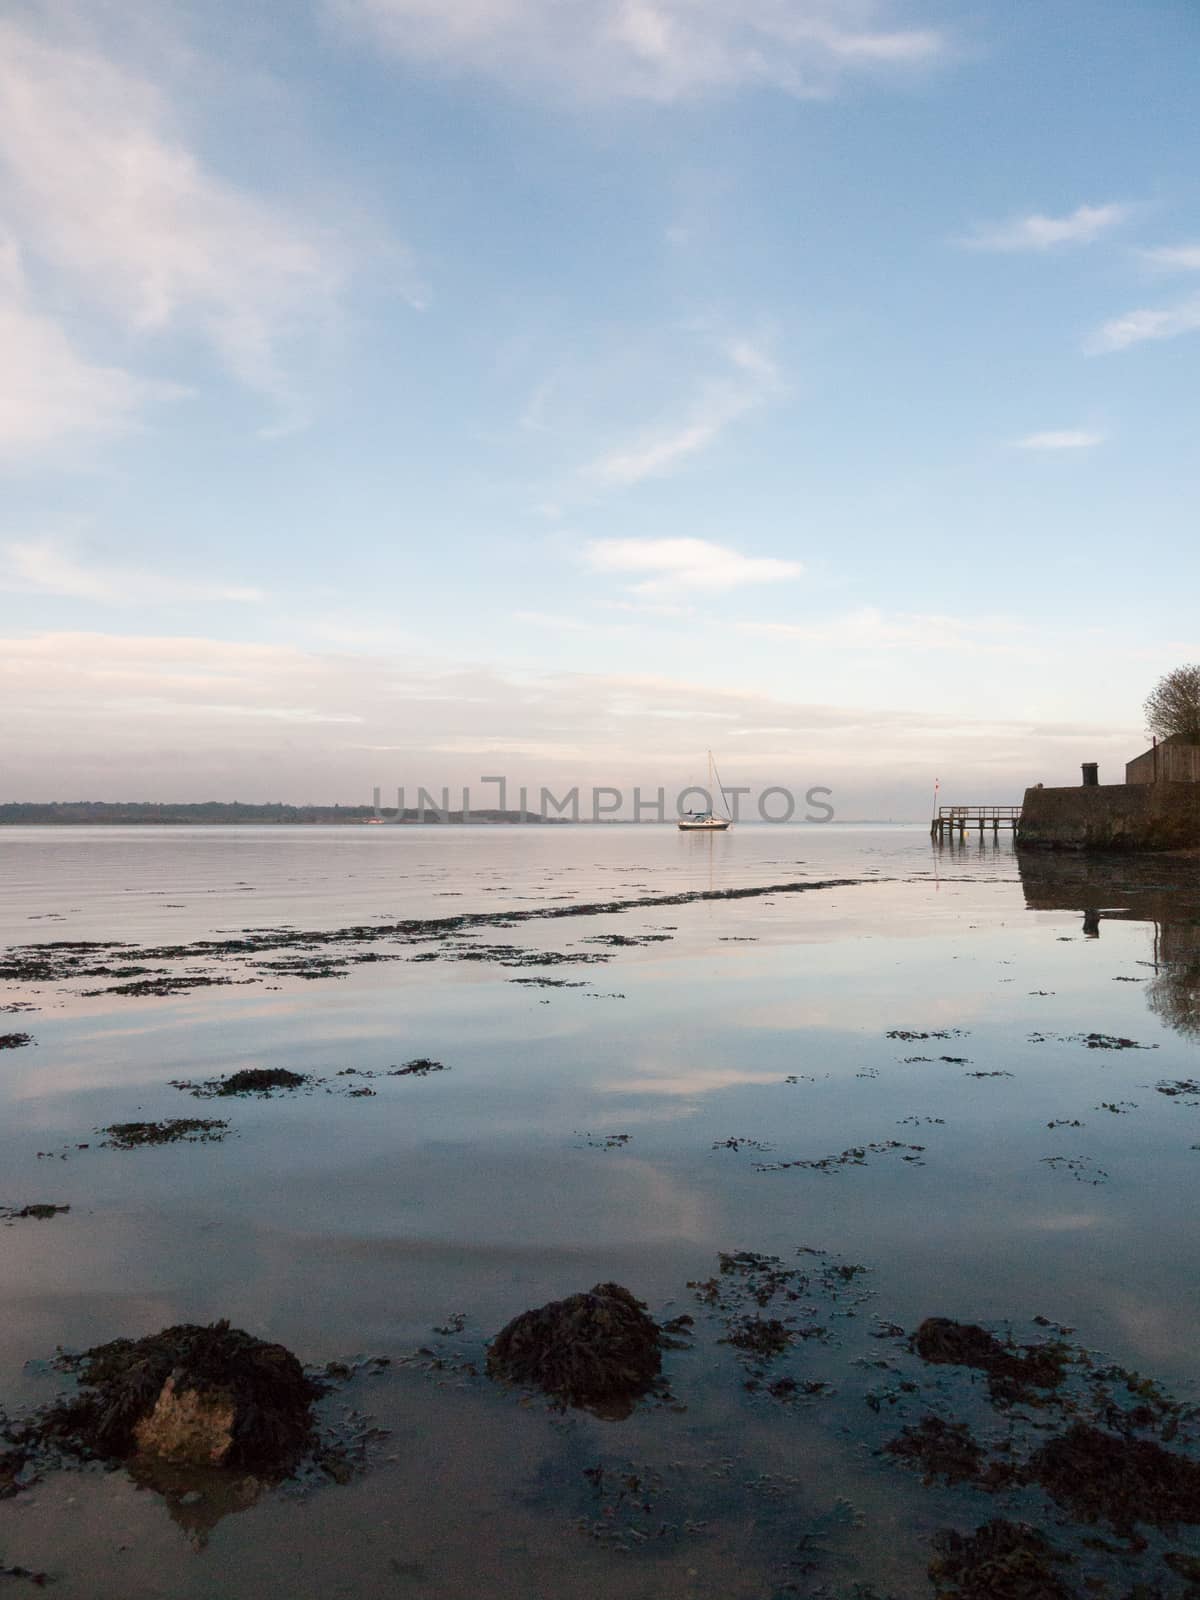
[1019,781,1200,852]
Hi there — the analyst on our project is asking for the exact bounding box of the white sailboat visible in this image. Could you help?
[678,751,733,831]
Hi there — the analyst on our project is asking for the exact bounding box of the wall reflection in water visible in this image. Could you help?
[1018,852,1200,1039]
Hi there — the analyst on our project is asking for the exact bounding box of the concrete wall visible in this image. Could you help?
[1019,780,1200,851]
[1126,742,1200,784]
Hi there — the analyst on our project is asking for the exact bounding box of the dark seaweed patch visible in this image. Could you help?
[0,1032,33,1050]
[913,1317,1069,1405]
[1026,1423,1200,1533]
[100,1119,229,1149]
[388,1058,447,1077]
[1165,1551,1200,1583]
[1,1204,69,1222]
[1041,1154,1108,1185]
[574,1131,631,1150]
[1078,1032,1155,1050]
[507,977,590,989]
[722,1316,797,1358]
[887,1029,967,1041]
[928,1519,1076,1600]
[0,1560,48,1587]
[755,1140,926,1173]
[412,943,611,968]
[173,1068,310,1098]
[0,876,868,997]
[886,1415,988,1486]
[86,974,247,997]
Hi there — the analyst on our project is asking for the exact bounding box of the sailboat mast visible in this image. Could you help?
[709,750,731,820]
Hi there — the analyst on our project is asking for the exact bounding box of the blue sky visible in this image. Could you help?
[1,0,1197,813]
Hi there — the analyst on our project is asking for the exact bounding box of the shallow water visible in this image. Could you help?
[2,824,1199,1596]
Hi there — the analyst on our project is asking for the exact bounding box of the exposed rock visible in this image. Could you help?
[487,1282,661,1409]
[47,1320,320,1473]
[133,1376,238,1466]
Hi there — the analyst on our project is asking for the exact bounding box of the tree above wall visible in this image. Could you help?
[1145,665,1200,744]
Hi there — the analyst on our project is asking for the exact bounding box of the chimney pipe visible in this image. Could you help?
[1081,762,1099,787]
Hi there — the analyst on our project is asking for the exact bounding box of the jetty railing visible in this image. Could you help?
[931,804,1021,840]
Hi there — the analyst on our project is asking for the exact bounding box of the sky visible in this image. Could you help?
[1,0,1198,817]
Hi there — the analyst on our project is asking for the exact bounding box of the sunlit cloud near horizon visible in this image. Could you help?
[0,0,1196,811]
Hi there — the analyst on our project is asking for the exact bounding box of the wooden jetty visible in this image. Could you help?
[931,804,1021,841]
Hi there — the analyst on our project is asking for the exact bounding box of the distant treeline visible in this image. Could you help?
[0,802,558,825]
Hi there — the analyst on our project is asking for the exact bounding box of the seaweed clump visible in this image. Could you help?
[46,1320,320,1473]
[928,1519,1075,1600]
[487,1282,661,1410]
[1026,1423,1200,1533]
[388,1058,447,1077]
[173,1068,309,1098]
[101,1119,228,1149]
[0,1032,34,1050]
[211,1068,309,1096]
[914,1317,1069,1404]
[722,1315,795,1358]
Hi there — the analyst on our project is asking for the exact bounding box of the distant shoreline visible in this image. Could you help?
[0,804,562,826]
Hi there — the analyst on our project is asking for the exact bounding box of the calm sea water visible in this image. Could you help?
[1,824,1198,1597]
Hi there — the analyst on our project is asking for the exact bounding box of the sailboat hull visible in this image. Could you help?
[677,816,732,831]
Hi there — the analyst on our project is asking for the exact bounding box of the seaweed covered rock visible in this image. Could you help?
[487,1282,661,1409]
[48,1320,320,1472]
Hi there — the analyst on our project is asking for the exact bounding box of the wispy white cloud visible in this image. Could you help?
[586,537,802,593]
[961,202,1129,253]
[1086,296,1200,354]
[0,296,159,458]
[1014,429,1104,451]
[608,598,694,618]
[739,608,1034,655]
[1139,244,1200,272]
[0,537,261,605]
[512,609,629,634]
[0,237,176,456]
[332,0,947,104]
[584,336,779,487]
[0,16,372,426]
